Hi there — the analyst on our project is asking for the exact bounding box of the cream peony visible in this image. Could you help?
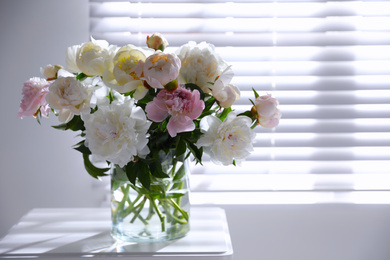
[82,97,151,167]
[45,76,95,122]
[197,113,255,166]
[104,44,148,98]
[176,41,228,93]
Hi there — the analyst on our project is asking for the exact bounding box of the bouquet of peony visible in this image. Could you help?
[18,33,280,241]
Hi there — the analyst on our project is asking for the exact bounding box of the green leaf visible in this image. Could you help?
[252,88,259,98]
[125,161,137,185]
[237,110,252,118]
[171,164,187,190]
[82,153,109,179]
[186,141,203,165]
[217,107,232,121]
[52,115,85,131]
[137,161,151,190]
[175,138,187,157]
[73,140,91,154]
[149,159,169,178]
[76,73,88,81]
[204,96,216,110]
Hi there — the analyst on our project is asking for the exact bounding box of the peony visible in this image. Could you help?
[82,97,151,167]
[140,51,181,90]
[18,77,50,118]
[176,41,228,93]
[45,76,95,123]
[212,66,240,108]
[103,44,148,99]
[145,86,205,137]
[66,38,115,76]
[40,64,61,80]
[197,113,256,166]
[146,33,169,51]
[252,94,281,128]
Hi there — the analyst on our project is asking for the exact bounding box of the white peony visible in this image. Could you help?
[212,66,240,108]
[197,113,256,166]
[66,38,116,76]
[176,41,228,93]
[82,97,151,167]
[141,51,181,89]
[45,76,95,122]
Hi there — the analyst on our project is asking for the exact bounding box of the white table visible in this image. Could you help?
[2,204,390,260]
[0,207,232,259]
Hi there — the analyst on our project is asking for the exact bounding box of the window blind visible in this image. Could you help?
[89,0,390,192]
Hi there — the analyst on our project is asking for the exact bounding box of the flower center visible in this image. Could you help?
[118,56,140,80]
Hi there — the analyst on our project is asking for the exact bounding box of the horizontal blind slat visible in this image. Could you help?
[236,90,390,105]
[254,133,390,147]
[263,119,390,133]
[90,32,390,47]
[90,2,390,18]
[233,76,390,91]
[233,104,390,119]
[192,160,390,175]
[90,17,390,33]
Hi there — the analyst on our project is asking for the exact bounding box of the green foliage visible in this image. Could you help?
[124,157,170,191]
[76,73,88,81]
[73,140,91,154]
[52,115,85,131]
[175,137,187,158]
[217,107,232,121]
[82,153,110,179]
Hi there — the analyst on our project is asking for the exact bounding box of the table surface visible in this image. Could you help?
[0,207,232,260]
[1,204,390,260]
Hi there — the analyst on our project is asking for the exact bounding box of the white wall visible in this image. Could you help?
[0,0,107,238]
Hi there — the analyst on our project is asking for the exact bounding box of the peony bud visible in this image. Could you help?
[40,64,62,80]
[253,94,281,128]
[146,33,169,51]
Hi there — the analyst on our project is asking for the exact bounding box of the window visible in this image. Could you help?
[90,0,390,203]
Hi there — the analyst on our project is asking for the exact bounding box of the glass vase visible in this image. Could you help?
[110,150,190,242]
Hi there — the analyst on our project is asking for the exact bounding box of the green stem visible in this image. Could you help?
[122,193,143,219]
[112,184,130,222]
[172,181,184,217]
[130,197,147,224]
[149,197,166,232]
[161,201,188,225]
[146,203,155,221]
[168,198,189,222]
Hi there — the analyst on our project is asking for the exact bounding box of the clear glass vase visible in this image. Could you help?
[110,150,190,242]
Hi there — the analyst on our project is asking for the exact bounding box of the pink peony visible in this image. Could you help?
[252,94,281,128]
[145,86,205,137]
[18,77,51,118]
